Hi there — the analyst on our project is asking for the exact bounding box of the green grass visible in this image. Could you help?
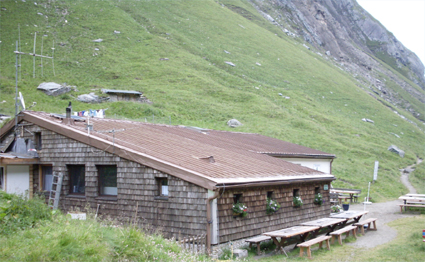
[0,0,424,202]
[0,191,52,235]
[0,192,209,262]
[410,161,425,194]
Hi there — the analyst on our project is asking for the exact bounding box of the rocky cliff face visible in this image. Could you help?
[248,0,424,121]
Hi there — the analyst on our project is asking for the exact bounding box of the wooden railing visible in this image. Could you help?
[178,233,206,254]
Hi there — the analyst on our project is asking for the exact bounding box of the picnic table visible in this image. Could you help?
[300,217,347,236]
[330,188,361,203]
[330,210,368,224]
[405,194,425,197]
[263,225,319,253]
[398,194,425,212]
[399,195,425,203]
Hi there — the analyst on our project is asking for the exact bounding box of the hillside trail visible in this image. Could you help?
[347,158,423,249]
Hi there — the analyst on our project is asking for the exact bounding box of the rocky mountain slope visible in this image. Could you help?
[248,0,424,121]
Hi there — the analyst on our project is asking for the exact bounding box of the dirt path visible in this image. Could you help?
[347,158,423,249]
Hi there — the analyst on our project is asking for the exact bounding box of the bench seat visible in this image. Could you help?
[329,225,357,245]
[354,218,377,234]
[298,235,331,259]
[246,235,271,255]
[399,204,425,213]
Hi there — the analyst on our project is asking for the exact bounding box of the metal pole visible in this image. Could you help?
[15,41,19,137]
[41,36,44,77]
[52,40,55,76]
[18,24,21,81]
[33,32,36,78]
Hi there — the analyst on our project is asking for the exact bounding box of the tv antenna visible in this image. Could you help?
[97,128,126,154]
[13,35,53,137]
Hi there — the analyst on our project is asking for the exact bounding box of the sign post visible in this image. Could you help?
[373,161,379,182]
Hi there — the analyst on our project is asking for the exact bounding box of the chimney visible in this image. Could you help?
[62,101,75,125]
[66,101,72,118]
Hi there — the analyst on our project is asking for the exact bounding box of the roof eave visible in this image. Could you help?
[213,175,335,189]
[265,153,336,159]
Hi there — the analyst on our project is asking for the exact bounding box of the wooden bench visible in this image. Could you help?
[298,235,331,259]
[329,225,357,245]
[399,204,425,213]
[245,235,271,255]
[354,218,377,234]
[331,188,361,203]
[330,193,339,205]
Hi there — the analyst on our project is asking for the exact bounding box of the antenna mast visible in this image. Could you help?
[13,35,54,137]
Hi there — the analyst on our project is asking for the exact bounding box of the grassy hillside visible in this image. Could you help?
[0,191,208,261]
[0,0,424,201]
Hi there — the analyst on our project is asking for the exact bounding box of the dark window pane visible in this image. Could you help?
[98,166,117,196]
[69,165,85,194]
[42,166,53,191]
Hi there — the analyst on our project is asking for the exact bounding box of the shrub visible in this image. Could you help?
[0,191,52,235]
[293,196,303,207]
[313,193,323,205]
[232,202,248,217]
[266,198,281,214]
[331,205,341,213]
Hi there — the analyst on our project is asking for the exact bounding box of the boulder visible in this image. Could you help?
[233,249,248,259]
[388,145,405,158]
[362,118,374,123]
[227,119,242,128]
[403,168,415,174]
[37,82,73,96]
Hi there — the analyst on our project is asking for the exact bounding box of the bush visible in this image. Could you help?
[0,191,52,235]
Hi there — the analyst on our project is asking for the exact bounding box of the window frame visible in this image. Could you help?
[0,166,4,190]
[34,132,42,151]
[314,186,320,195]
[68,164,86,195]
[156,177,169,197]
[97,165,117,196]
[233,193,243,204]
[267,191,274,199]
[40,165,53,192]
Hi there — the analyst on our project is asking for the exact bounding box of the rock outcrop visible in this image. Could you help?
[246,0,424,122]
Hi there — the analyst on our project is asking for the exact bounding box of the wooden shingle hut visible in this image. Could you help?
[0,111,335,250]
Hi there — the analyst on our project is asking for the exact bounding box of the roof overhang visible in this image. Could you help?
[213,174,335,189]
[0,153,39,165]
[264,153,336,159]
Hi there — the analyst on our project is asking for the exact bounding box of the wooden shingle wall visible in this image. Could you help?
[217,183,330,243]
[17,121,208,238]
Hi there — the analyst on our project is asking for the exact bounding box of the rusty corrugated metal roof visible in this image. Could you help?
[16,111,335,189]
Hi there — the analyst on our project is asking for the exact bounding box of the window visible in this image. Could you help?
[293,189,300,197]
[267,191,274,199]
[34,132,42,150]
[233,193,243,204]
[156,178,168,196]
[41,166,53,191]
[97,165,117,196]
[0,167,3,190]
[68,165,85,194]
[314,187,320,195]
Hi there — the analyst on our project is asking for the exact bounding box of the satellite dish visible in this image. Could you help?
[19,92,26,110]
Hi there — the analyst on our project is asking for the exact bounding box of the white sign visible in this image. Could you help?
[373,161,379,181]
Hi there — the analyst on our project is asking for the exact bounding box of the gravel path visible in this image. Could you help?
[347,158,423,249]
